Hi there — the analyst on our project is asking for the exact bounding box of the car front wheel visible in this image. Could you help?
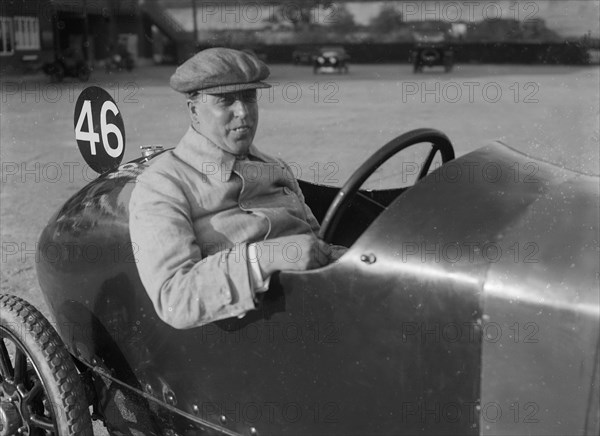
[0,294,93,436]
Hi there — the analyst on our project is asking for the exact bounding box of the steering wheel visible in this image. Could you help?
[318,128,455,243]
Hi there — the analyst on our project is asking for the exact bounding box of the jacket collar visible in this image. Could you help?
[174,126,268,181]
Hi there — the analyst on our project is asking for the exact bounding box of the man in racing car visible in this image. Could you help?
[129,48,339,329]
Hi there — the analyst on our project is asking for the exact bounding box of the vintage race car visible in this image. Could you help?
[1,88,598,436]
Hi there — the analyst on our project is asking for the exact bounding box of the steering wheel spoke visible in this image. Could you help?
[418,145,442,180]
[319,128,455,243]
[355,191,387,211]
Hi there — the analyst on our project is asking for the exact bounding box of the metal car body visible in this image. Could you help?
[313,46,349,74]
[25,129,600,435]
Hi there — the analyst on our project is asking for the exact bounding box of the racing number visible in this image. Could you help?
[75,101,100,155]
[74,86,125,173]
[99,101,124,157]
[75,100,123,157]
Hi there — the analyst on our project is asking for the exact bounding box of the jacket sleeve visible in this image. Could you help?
[129,170,256,329]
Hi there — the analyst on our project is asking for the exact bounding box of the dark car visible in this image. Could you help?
[1,88,598,436]
[410,31,455,73]
[313,46,349,74]
[292,46,317,65]
[42,48,92,82]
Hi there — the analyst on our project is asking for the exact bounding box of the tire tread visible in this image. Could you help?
[0,294,93,435]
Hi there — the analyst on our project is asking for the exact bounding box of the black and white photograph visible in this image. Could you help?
[1,0,599,435]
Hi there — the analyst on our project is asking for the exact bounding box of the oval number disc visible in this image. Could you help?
[74,86,125,174]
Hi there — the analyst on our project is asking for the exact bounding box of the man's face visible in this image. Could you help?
[188,90,259,156]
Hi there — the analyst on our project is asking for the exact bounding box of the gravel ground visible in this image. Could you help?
[1,62,599,434]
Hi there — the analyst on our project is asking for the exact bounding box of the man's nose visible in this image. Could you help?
[232,100,249,117]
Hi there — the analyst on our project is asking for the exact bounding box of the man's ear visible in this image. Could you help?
[186,99,197,123]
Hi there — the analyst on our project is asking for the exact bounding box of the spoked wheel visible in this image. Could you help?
[0,295,93,436]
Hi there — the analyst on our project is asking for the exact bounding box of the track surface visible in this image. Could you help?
[1,63,599,434]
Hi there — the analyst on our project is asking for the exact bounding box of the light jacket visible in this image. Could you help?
[129,127,320,329]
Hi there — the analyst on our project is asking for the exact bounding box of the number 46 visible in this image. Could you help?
[75,100,123,157]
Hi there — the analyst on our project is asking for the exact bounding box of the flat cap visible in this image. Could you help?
[170,47,271,94]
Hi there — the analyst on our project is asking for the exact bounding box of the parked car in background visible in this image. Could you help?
[42,48,91,82]
[313,46,349,74]
[292,45,318,65]
[410,31,455,73]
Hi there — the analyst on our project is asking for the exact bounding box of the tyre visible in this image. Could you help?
[0,294,93,436]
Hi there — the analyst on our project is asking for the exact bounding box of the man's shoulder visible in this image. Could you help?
[139,150,190,180]
[133,150,192,196]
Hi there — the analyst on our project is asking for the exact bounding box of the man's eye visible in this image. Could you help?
[216,91,257,105]
[241,91,257,103]
[218,96,236,105]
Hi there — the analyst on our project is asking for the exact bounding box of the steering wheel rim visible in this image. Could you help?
[318,128,455,243]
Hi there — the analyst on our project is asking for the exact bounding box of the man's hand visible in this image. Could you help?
[329,245,348,262]
[255,234,333,277]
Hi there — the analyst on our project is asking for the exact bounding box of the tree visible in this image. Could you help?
[327,3,356,32]
[370,4,403,33]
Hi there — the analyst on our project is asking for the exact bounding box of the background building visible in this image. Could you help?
[0,0,195,74]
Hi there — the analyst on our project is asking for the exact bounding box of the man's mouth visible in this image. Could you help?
[231,125,251,133]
